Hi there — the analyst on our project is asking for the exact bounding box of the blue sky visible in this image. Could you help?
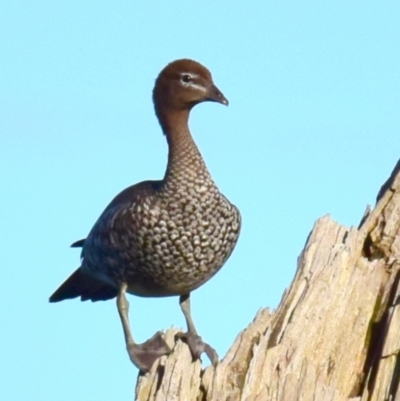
[1,1,399,400]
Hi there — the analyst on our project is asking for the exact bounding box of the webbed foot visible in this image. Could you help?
[175,331,219,367]
[127,331,172,372]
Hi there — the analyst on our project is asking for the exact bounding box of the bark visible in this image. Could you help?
[134,159,400,401]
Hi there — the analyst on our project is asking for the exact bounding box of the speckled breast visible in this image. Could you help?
[82,182,241,297]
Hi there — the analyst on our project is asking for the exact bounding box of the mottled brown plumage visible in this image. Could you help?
[50,59,241,372]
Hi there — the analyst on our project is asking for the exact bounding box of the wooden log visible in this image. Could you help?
[135,159,400,401]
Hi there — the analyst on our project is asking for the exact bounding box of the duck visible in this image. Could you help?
[49,59,241,372]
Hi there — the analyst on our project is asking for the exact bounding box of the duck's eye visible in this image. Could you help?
[181,74,193,84]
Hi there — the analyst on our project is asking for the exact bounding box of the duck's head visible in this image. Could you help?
[153,59,228,120]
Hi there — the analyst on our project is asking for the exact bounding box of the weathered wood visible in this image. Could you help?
[135,159,400,401]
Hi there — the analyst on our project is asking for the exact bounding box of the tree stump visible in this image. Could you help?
[134,159,400,401]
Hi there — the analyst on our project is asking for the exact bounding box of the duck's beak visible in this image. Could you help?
[207,84,229,106]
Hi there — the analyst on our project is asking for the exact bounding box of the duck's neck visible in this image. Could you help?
[157,108,211,185]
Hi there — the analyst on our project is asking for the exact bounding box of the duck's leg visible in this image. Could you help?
[117,283,171,372]
[175,293,219,366]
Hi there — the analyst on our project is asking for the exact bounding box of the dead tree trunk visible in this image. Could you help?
[134,159,400,401]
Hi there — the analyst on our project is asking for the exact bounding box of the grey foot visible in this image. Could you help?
[175,332,219,367]
[127,331,172,372]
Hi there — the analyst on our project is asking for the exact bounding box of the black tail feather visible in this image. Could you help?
[71,239,85,248]
[49,268,118,302]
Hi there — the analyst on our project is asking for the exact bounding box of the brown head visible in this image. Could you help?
[153,59,228,133]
